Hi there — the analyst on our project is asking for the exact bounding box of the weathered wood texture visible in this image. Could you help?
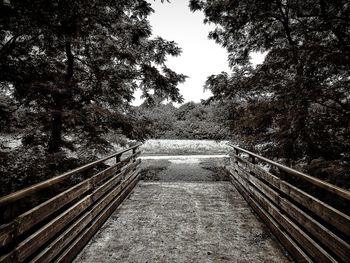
[227,145,350,263]
[229,145,350,202]
[0,145,142,263]
[0,144,141,207]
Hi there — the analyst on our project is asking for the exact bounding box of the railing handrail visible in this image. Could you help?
[0,143,142,206]
[229,144,350,202]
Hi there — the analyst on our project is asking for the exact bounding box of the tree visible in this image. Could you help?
[136,100,230,140]
[0,0,185,151]
[190,0,350,169]
[0,0,186,191]
[139,101,178,137]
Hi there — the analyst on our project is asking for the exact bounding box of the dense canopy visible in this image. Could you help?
[190,0,350,183]
[0,0,185,192]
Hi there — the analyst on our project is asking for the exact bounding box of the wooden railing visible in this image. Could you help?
[0,144,142,263]
[227,145,350,263]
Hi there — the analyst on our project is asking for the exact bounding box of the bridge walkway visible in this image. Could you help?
[74,156,291,262]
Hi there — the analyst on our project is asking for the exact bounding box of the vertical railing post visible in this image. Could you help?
[115,153,122,178]
[235,148,239,164]
[277,167,287,181]
[229,152,234,166]
[116,154,121,164]
[250,155,256,164]
[132,147,137,163]
[132,146,137,171]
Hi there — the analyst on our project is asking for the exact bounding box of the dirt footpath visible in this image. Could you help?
[140,156,230,182]
[75,181,291,263]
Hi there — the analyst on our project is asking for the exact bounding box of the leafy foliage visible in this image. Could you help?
[137,100,230,140]
[0,0,185,193]
[191,0,350,185]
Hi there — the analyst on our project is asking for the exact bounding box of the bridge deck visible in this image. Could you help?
[74,181,291,262]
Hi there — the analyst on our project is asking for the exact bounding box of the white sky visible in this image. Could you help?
[133,0,265,106]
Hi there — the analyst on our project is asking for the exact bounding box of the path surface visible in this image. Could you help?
[75,140,291,262]
[140,156,229,182]
[75,182,291,262]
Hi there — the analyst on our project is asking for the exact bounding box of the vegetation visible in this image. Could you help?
[0,0,185,194]
[190,0,350,187]
[137,100,230,140]
[1,0,349,194]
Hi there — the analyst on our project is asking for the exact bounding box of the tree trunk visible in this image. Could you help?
[48,109,63,153]
[47,39,73,153]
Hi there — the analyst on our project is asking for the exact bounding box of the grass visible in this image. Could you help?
[140,139,231,155]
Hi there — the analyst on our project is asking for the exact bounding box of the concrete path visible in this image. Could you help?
[74,181,291,262]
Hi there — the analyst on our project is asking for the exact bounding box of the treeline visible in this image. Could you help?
[136,101,229,140]
[191,0,350,187]
[0,1,185,194]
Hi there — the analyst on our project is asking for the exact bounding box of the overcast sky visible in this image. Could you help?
[133,0,230,105]
[133,0,265,106]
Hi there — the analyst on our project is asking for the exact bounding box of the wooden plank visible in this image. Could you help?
[56,173,140,262]
[259,204,331,260]
[91,170,124,202]
[228,165,350,261]
[0,147,141,261]
[30,212,93,263]
[89,162,123,187]
[1,166,108,248]
[0,165,113,249]
[15,196,93,262]
[90,169,139,220]
[231,157,350,237]
[229,166,336,262]
[0,144,142,206]
[280,181,350,237]
[0,152,140,248]
[31,169,140,263]
[229,165,280,204]
[229,173,312,262]
[121,158,141,175]
[90,151,140,187]
[264,199,336,262]
[231,153,280,186]
[0,222,15,247]
[16,180,91,236]
[0,251,16,263]
[280,198,350,261]
[229,145,350,201]
[91,168,139,217]
[92,160,140,202]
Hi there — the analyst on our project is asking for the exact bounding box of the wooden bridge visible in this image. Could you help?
[0,144,349,262]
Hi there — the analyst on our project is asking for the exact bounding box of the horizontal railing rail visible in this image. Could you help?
[0,143,142,263]
[229,144,350,201]
[0,143,142,207]
[227,144,350,262]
